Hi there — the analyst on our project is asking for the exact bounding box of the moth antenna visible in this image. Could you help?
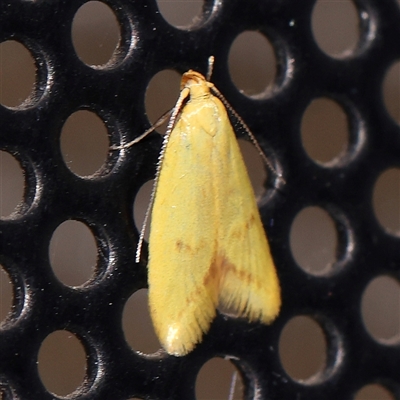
[206,55,215,81]
[110,109,173,150]
[228,371,238,400]
[135,87,191,262]
[210,85,285,185]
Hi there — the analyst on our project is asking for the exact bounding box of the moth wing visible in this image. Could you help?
[147,102,220,356]
[147,90,280,356]
[212,101,281,324]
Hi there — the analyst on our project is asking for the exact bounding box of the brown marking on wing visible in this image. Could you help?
[174,282,217,321]
[246,214,256,230]
[229,213,257,240]
[190,285,203,303]
[219,255,261,290]
[176,240,192,252]
[203,256,221,287]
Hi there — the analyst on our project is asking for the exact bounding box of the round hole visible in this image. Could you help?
[122,288,161,354]
[228,31,276,97]
[60,110,109,177]
[354,383,395,400]
[156,0,204,28]
[382,61,400,125]
[290,206,338,275]
[279,316,327,381]
[0,151,25,218]
[311,0,360,58]
[37,330,87,397]
[0,40,36,108]
[0,266,13,323]
[72,1,121,67]
[372,168,400,236]
[301,98,349,165]
[133,180,154,243]
[361,275,400,342]
[196,358,244,400]
[145,69,181,134]
[49,220,97,287]
[238,139,267,197]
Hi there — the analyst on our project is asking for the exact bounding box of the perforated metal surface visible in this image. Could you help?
[0,0,399,399]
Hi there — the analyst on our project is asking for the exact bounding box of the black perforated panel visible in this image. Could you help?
[0,0,399,399]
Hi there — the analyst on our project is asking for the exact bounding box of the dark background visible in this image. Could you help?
[0,0,399,399]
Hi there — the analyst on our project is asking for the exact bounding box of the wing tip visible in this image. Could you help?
[153,301,217,356]
[219,280,281,325]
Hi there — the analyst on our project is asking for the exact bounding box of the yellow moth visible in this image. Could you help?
[117,58,281,356]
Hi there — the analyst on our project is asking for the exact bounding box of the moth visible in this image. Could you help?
[114,57,281,356]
